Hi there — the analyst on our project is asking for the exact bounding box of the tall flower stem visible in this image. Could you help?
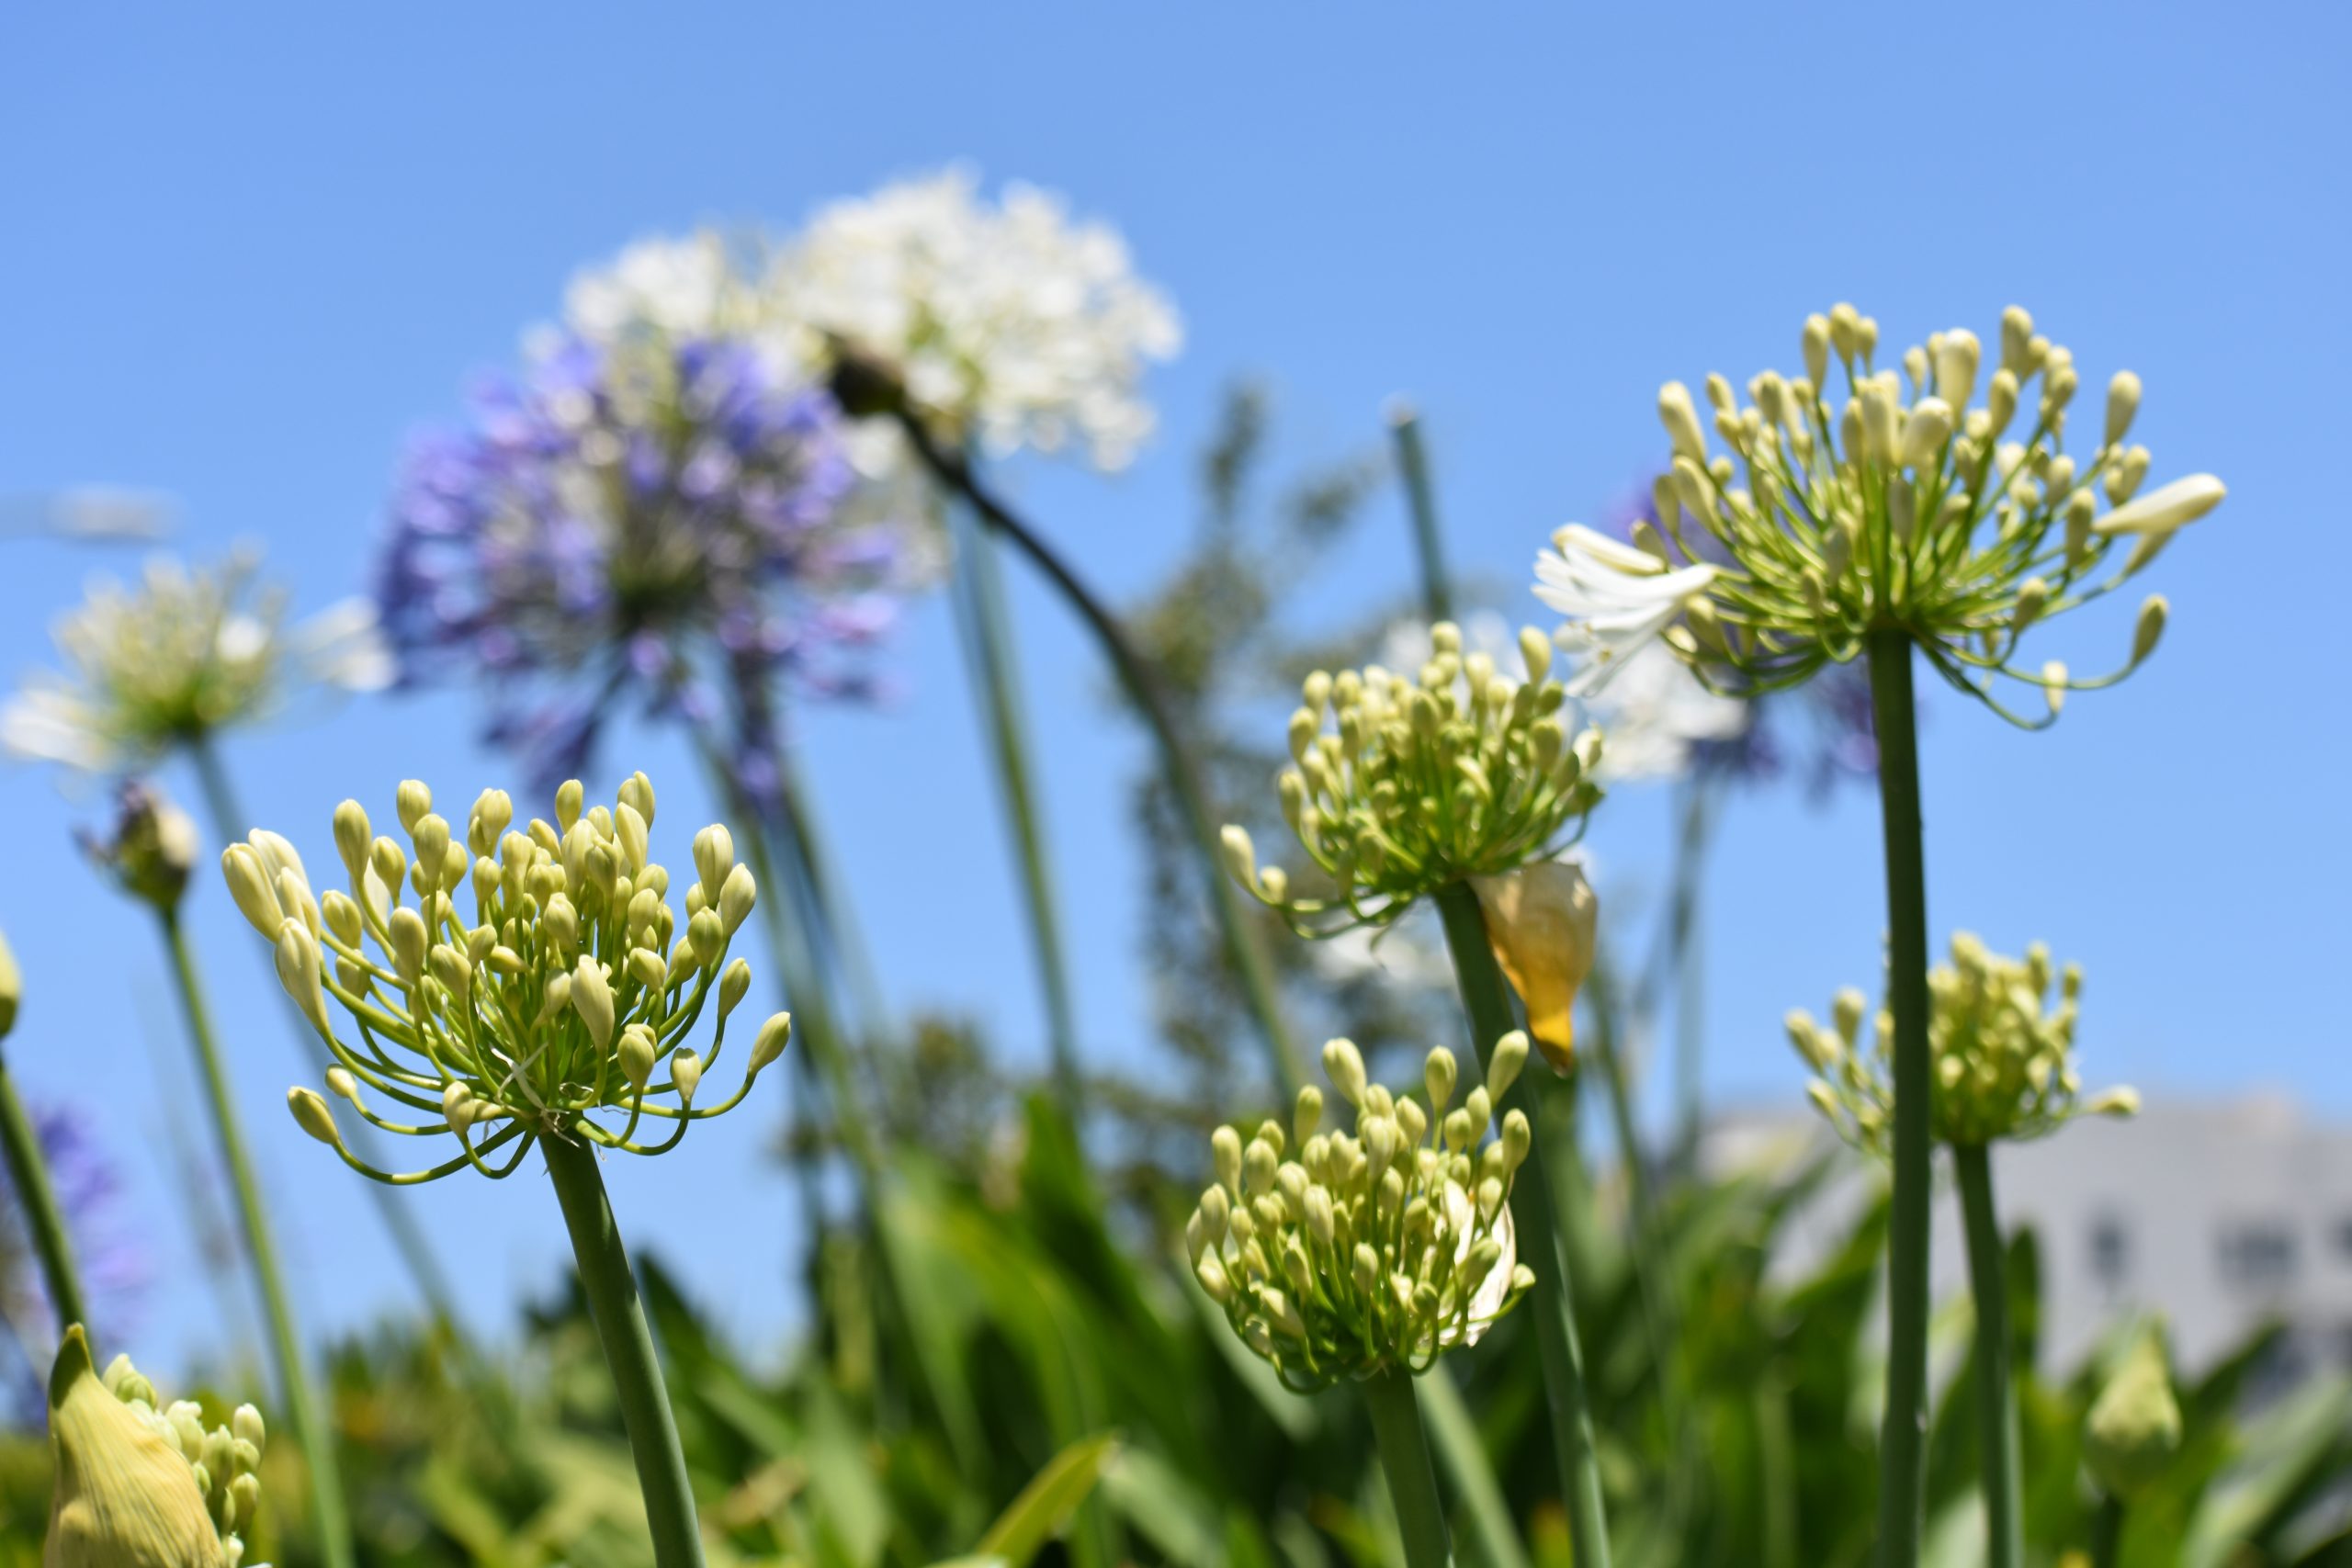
[2090,1495,2124,1568]
[1865,626,1933,1568]
[541,1132,706,1568]
[1388,404,1453,624]
[1363,1368,1453,1568]
[1956,1145,2023,1568]
[1435,881,1612,1568]
[0,1054,87,1333]
[1664,773,1718,1181]
[893,412,1306,1098]
[946,501,1086,1116]
[156,911,354,1568]
[186,736,467,1330]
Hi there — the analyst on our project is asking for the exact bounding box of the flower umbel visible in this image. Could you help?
[1189,1035,1538,1391]
[1223,620,1604,937]
[3,551,390,775]
[1539,305,2222,725]
[1789,933,2136,1154]
[80,784,201,916]
[223,773,791,1183]
[45,1325,266,1568]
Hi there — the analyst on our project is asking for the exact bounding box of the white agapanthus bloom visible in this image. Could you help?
[1577,638,1747,784]
[563,229,771,350]
[773,167,1182,470]
[1533,525,1719,695]
[2,552,390,774]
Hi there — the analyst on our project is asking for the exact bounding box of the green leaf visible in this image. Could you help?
[974,1434,1123,1566]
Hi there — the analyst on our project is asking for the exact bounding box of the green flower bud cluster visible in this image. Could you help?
[2084,1325,2182,1501]
[1188,1033,1539,1392]
[1222,621,1604,936]
[1556,304,2221,727]
[45,1325,268,1568]
[224,773,792,1184]
[1789,932,2137,1154]
[96,1350,270,1567]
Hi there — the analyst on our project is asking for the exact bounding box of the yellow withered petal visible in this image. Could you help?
[1470,861,1597,1071]
[44,1326,222,1568]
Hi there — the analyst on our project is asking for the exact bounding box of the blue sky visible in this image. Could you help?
[3,2,2346,1376]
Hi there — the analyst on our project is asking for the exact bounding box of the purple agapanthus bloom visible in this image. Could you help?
[378,332,905,805]
[1600,477,1881,796]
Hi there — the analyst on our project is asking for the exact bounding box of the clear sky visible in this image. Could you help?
[3,2,2346,1376]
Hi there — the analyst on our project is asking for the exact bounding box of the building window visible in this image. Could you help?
[2089,1214,2132,1292]
[2218,1221,2300,1290]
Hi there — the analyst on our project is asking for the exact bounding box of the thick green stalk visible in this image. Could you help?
[0,1051,88,1333]
[1956,1145,2023,1568]
[1435,882,1612,1568]
[2090,1495,2124,1568]
[1364,1368,1454,1568]
[946,502,1086,1116]
[1387,404,1453,624]
[186,738,468,1329]
[1419,1364,1530,1568]
[1665,775,1717,1179]
[540,1133,705,1568]
[892,412,1305,1097]
[1865,626,1932,1568]
[157,913,354,1568]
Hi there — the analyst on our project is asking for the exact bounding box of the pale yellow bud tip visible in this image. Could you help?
[288,1087,341,1148]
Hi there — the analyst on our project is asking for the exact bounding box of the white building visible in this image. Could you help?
[1706,1095,2352,1381]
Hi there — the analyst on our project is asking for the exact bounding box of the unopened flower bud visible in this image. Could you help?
[276,920,330,1035]
[692,824,733,901]
[2094,474,2225,539]
[617,1025,657,1092]
[2085,1328,2181,1501]
[571,957,615,1049]
[2131,595,2168,666]
[749,1011,792,1075]
[687,908,725,966]
[718,957,752,1018]
[628,947,667,989]
[1321,1038,1368,1105]
[220,845,285,938]
[718,863,756,936]
[288,1087,340,1147]
[2104,370,2142,448]
[396,779,433,834]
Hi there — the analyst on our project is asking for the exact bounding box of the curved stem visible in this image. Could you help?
[1364,1367,1454,1568]
[185,735,469,1331]
[894,412,1305,1098]
[946,502,1086,1117]
[540,1132,705,1568]
[1957,1145,2023,1568]
[1866,626,1933,1568]
[158,912,355,1568]
[0,1049,88,1334]
[1419,1361,1529,1568]
[1435,881,1612,1568]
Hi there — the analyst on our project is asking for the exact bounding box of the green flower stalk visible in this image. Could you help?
[227,772,794,1568]
[45,1325,271,1568]
[1189,1035,1536,1567]
[0,927,91,1335]
[86,786,352,1568]
[1224,621,1615,1565]
[1790,935,2135,1568]
[1543,305,2219,1568]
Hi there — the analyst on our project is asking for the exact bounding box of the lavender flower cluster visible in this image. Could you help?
[378,333,906,799]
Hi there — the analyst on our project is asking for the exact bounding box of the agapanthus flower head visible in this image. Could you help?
[773,166,1182,470]
[1540,305,2222,726]
[379,332,897,791]
[45,1325,267,1567]
[3,551,390,776]
[1189,1034,1538,1390]
[1790,932,2136,1154]
[221,773,791,1184]
[1223,621,1605,937]
[80,783,201,915]
[2084,1325,2181,1501]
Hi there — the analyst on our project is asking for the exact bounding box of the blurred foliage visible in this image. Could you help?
[5,384,2350,1565]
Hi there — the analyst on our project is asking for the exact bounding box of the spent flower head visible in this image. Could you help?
[46,1325,268,1568]
[81,783,202,916]
[1189,1034,1537,1390]
[1789,932,2135,1154]
[1538,305,2221,725]
[1222,620,1604,937]
[379,333,901,795]
[4,551,390,776]
[220,773,791,1183]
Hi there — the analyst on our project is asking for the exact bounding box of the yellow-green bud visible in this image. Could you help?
[220,844,285,939]
[687,908,725,966]
[1321,1038,1368,1105]
[395,778,433,834]
[671,1048,703,1103]
[275,920,330,1036]
[693,823,734,901]
[718,863,756,936]
[333,798,372,885]
[617,1025,657,1092]
[572,957,616,1049]
[288,1087,340,1147]
[2131,595,2167,666]
[0,928,18,1040]
[749,1011,793,1075]
[2085,1328,2181,1500]
[718,957,752,1018]
[1487,1030,1529,1106]
[627,947,667,989]
[43,1327,223,1568]
[554,778,583,832]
